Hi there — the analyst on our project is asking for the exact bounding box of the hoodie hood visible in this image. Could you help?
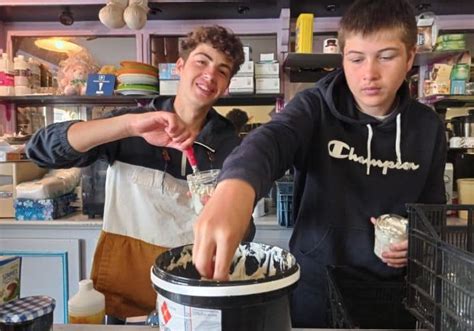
[316,68,412,128]
[316,69,412,174]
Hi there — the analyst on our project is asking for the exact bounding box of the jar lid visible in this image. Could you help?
[0,296,55,324]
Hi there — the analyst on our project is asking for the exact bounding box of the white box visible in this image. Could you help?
[159,80,179,96]
[235,61,254,77]
[229,76,254,94]
[256,78,280,94]
[260,53,275,62]
[255,62,280,77]
[243,46,251,62]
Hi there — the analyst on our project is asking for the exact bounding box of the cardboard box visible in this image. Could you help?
[256,77,280,94]
[255,62,280,77]
[229,76,254,94]
[243,46,251,62]
[234,61,254,77]
[0,256,21,304]
[0,162,47,218]
[159,80,179,96]
[260,53,275,62]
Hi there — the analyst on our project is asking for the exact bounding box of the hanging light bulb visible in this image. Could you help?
[34,38,83,54]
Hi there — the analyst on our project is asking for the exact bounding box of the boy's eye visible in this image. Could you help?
[348,58,363,63]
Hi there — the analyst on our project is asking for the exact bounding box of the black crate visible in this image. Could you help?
[327,265,416,329]
[276,180,293,227]
[406,204,474,331]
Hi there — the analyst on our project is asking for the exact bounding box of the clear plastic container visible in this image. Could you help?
[68,279,105,324]
[187,169,220,214]
[373,214,408,260]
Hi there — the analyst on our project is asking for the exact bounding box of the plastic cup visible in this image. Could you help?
[187,169,220,214]
[373,214,408,260]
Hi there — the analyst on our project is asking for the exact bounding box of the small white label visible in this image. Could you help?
[158,294,222,331]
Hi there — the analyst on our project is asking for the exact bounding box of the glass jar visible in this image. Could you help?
[373,214,408,260]
[187,169,220,214]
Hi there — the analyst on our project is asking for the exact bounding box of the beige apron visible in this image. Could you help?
[91,160,196,319]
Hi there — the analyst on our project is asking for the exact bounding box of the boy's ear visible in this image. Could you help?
[175,58,185,76]
[406,47,416,72]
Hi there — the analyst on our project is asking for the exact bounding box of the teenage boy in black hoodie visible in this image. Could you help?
[192,0,446,327]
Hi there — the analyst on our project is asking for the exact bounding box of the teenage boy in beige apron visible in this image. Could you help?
[26,25,252,320]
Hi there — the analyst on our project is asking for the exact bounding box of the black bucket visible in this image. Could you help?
[151,242,300,331]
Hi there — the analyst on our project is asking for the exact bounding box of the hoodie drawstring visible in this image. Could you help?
[365,113,402,176]
[366,124,373,175]
[395,113,402,164]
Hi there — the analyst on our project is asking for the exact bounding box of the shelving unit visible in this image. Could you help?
[284,50,469,83]
[0,94,283,107]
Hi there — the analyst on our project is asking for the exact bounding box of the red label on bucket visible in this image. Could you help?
[161,301,172,324]
[157,294,222,330]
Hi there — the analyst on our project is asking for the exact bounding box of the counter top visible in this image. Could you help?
[53,326,417,331]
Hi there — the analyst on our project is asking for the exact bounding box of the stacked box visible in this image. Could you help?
[15,192,77,220]
[230,61,254,94]
[255,60,280,94]
[159,63,179,96]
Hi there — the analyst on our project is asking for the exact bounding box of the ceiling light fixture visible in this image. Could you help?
[34,38,83,54]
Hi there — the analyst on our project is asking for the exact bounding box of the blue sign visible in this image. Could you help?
[86,74,116,96]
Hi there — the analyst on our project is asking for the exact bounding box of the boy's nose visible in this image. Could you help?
[363,60,380,81]
[203,67,217,81]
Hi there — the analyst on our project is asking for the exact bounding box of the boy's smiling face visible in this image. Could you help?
[342,29,415,117]
[176,43,233,111]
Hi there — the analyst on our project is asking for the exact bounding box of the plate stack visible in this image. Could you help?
[116,61,159,95]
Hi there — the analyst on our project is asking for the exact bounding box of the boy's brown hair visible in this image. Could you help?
[180,25,245,76]
[338,0,417,54]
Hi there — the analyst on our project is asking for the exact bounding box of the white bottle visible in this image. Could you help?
[13,55,31,95]
[68,279,105,324]
[0,53,14,96]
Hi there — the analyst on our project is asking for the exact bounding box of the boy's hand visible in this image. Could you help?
[193,179,255,280]
[370,217,408,268]
[128,112,195,150]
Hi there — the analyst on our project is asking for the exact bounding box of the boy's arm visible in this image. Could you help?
[27,111,194,168]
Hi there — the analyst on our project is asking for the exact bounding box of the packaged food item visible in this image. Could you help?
[323,38,339,54]
[416,12,438,52]
[373,214,408,260]
[0,256,21,304]
[68,279,105,324]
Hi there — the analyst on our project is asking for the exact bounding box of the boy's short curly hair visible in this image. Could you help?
[180,25,245,76]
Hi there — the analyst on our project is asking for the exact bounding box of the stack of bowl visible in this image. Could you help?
[116,61,159,95]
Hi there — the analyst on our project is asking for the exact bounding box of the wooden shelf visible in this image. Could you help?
[0,94,283,107]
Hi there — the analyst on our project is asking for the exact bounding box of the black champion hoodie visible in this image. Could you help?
[219,69,446,278]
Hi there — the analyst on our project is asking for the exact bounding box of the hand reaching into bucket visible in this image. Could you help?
[193,179,255,280]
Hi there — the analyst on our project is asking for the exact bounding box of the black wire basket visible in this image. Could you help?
[326,265,416,329]
[406,204,474,331]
